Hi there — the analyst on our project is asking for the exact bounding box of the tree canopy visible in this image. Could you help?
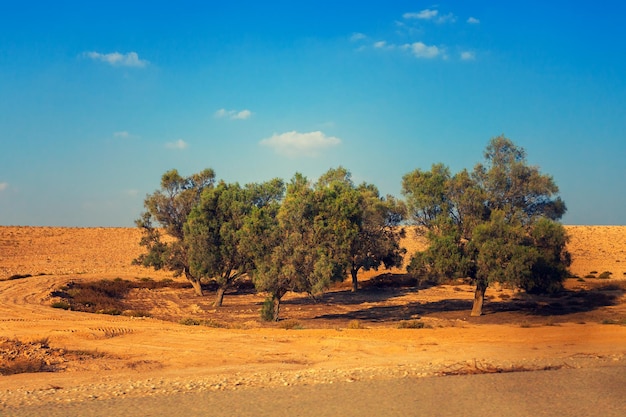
[245,171,362,321]
[134,168,215,296]
[184,179,284,307]
[403,136,570,316]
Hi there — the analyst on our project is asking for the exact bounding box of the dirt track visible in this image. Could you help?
[1,226,625,412]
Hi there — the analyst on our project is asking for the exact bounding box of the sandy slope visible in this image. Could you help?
[0,226,625,409]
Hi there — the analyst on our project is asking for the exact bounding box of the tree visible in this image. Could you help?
[245,171,361,321]
[319,168,407,292]
[134,168,215,296]
[403,136,570,316]
[184,179,284,307]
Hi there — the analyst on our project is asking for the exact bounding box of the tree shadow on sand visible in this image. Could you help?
[313,280,625,324]
[283,273,431,308]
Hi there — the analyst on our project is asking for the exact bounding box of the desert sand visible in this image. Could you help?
[0,225,625,410]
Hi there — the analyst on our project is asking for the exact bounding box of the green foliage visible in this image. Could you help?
[349,176,407,291]
[599,271,613,279]
[51,301,70,310]
[402,136,570,316]
[260,296,276,322]
[184,179,284,307]
[134,168,216,295]
[247,169,364,320]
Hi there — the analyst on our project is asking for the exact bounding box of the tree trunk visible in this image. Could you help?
[213,286,226,308]
[185,268,204,296]
[471,280,487,316]
[272,295,281,322]
[351,267,359,292]
[190,279,203,296]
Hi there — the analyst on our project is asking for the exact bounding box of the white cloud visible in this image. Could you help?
[403,42,441,59]
[0,182,8,191]
[436,13,457,24]
[467,17,480,24]
[84,51,148,68]
[403,9,455,24]
[404,9,438,20]
[166,139,188,150]
[374,41,387,49]
[125,189,139,197]
[460,51,476,61]
[114,131,131,138]
[260,131,341,157]
[233,109,252,120]
[350,32,367,42]
[215,108,253,120]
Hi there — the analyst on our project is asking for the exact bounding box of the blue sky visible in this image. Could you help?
[1,1,625,226]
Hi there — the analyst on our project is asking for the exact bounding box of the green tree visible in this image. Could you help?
[403,136,570,316]
[319,167,407,292]
[184,179,284,307]
[134,168,215,296]
[246,171,361,321]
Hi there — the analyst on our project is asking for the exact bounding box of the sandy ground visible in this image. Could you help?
[0,226,625,410]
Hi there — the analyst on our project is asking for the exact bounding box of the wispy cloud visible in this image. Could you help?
[113,131,140,139]
[260,131,341,157]
[124,189,139,197]
[350,32,367,42]
[165,139,188,150]
[460,51,476,61]
[215,108,253,120]
[404,9,456,24]
[83,51,148,68]
[0,182,8,192]
[403,9,438,20]
[402,42,442,59]
[373,41,388,49]
[467,17,480,24]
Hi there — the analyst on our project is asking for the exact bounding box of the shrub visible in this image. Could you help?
[599,271,612,279]
[201,319,228,328]
[279,319,303,330]
[179,318,201,326]
[123,310,151,318]
[347,320,365,329]
[260,297,275,322]
[584,274,596,279]
[51,301,70,310]
[397,320,426,329]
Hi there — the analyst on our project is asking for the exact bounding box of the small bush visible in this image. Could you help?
[123,310,151,318]
[51,301,70,310]
[397,320,426,329]
[179,318,201,326]
[598,271,612,279]
[279,319,303,330]
[201,319,228,328]
[347,320,365,329]
[600,318,626,326]
[97,308,122,316]
[589,271,598,275]
[576,278,585,282]
[584,274,596,279]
